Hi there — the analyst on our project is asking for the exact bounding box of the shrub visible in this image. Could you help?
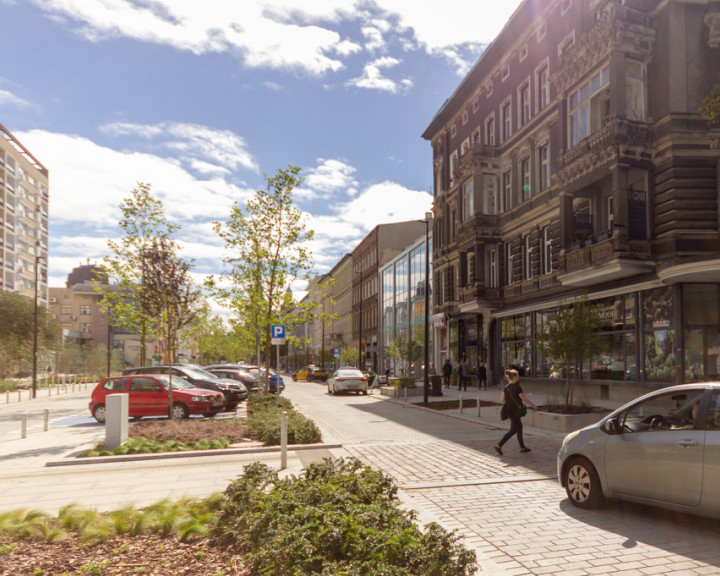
[246,394,322,445]
[215,458,477,576]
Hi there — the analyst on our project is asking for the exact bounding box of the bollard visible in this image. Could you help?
[477,396,482,417]
[404,387,408,401]
[21,413,27,439]
[459,396,464,414]
[6,390,8,404]
[18,389,22,403]
[44,409,49,431]
[280,411,288,470]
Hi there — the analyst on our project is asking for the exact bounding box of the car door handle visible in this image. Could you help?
[677,439,699,448]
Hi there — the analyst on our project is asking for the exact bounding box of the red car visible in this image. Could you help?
[89,374,225,423]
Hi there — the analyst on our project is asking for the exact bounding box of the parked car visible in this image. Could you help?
[292,365,328,382]
[327,368,368,395]
[557,382,720,518]
[122,364,248,411]
[89,374,225,422]
[242,365,285,394]
[204,364,259,392]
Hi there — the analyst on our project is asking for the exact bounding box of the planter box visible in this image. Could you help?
[380,386,424,398]
[526,409,606,434]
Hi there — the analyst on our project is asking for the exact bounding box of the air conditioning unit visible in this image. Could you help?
[70,315,77,320]
[49,297,57,303]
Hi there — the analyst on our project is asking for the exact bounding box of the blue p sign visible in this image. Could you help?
[271,325,285,339]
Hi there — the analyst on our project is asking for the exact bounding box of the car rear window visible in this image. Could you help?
[130,377,162,392]
[103,378,127,391]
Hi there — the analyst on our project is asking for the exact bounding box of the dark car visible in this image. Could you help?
[205,364,260,392]
[122,364,248,411]
[89,374,224,422]
[240,365,285,394]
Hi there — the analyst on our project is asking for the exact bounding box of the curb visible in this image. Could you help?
[46,442,344,467]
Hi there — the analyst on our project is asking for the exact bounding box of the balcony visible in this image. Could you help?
[558,235,654,287]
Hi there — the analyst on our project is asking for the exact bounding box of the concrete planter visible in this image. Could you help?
[380,386,424,398]
[525,409,606,434]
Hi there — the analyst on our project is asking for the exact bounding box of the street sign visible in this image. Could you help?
[331,348,340,356]
[271,324,286,345]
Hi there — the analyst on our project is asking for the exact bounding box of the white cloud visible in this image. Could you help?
[29,1,521,78]
[301,158,357,200]
[345,56,409,93]
[0,88,31,109]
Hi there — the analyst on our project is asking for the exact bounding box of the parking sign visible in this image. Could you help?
[271,324,286,345]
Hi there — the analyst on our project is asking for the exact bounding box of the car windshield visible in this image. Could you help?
[178,365,218,380]
[155,375,194,389]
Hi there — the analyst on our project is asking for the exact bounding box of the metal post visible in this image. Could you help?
[280,411,288,470]
[423,212,432,404]
[477,396,482,417]
[44,409,49,431]
[459,395,464,414]
[21,413,27,439]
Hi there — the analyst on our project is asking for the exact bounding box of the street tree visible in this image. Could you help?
[535,293,604,411]
[0,292,60,379]
[95,183,179,366]
[386,331,420,381]
[700,75,720,125]
[339,346,359,368]
[213,166,315,392]
[141,235,203,416]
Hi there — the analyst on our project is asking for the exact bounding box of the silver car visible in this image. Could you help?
[558,383,720,518]
[327,368,368,395]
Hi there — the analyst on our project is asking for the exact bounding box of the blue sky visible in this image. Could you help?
[0,0,523,293]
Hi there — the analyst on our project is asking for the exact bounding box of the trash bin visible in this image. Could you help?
[430,375,443,397]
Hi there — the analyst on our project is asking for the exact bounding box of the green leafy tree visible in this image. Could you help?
[213,166,315,391]
[0,292,60,379]
[386,331,420,380]
[339,346,359,368]
[535,293,604,411]
[700,75,720,125]
[95,183,179,366]
[141,235,203,416]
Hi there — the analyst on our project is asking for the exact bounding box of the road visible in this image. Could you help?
[283,380,720,576]
[4,381,720,575]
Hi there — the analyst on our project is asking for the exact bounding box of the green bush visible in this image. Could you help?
[215,458,476,576]
[246,394,322,445]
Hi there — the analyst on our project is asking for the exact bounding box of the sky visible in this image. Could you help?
[0,0,523,297]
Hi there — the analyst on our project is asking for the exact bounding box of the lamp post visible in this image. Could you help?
[423,211,433,404]
[357,269,363,369]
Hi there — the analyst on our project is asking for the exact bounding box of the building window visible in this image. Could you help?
[503,170,512,212]
[561,0,572,15]
[451,209,458,238]
[502,63,510,81]
[536,20,546,41]
[460,137,470,156]
[569,65,610,147]
[524,235,533,280]
[483,174,497,215]
[472,99,479,113]
[519,82,531,127]
[536,61,549,112]
[607,196,614,234]
[625,59,646,121]
[462,180,474,221]
[449,151,459,187]
[519,44,528,62]
[502,100,512,141]
[80,305,91,315]
[507,244,514,286]
[558,30,575,58]
[543,227,552,275]
[81,323,90,334]
[471,128,481,144]
[539,144,550,191]
[488,247,498,288]
[521,157,531,201]
[485,114,496,146]
[461,110,469,125]
[450,124,457,138]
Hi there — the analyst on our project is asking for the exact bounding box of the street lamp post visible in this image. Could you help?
[357,269,363,369]
[32,252,42,399]
[423,211,432,404]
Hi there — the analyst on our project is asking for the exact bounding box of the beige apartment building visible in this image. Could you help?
[0,123,49,303]
[423,0,720,400]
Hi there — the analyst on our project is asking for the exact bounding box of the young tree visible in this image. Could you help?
[340,346,359,368]
[95,183,179,366]
[700,75,720,125]
[142,235,203,416]
[213,166,315,392]
[386,331,421,381]
[535,294,604,411]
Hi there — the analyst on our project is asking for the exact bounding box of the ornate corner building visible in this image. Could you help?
[422,0,720,397]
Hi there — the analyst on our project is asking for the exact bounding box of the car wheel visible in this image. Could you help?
[92,404,106,423]
[565,456,603,509]
[170,403,190,420]
[362,390,368,395]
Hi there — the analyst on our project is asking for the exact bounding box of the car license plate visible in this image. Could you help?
[212,401,224,407]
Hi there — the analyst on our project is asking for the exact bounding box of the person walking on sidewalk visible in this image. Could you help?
[457,358,469,391]
[477,363,488,389]
[442,359,452,389]
[494,368,537,455]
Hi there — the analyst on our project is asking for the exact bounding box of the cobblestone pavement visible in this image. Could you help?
[285,381,720,576]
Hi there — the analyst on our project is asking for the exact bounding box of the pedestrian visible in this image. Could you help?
[477,363,488,389]
[429,363,436,376]
[442,359,452,389]
[494,368,537,455]
[457,358,468,391]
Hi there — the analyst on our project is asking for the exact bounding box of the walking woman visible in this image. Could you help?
[494,368,537,455]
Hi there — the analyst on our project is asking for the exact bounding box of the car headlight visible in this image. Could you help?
[562,429,581,445]
[191,396,208,402]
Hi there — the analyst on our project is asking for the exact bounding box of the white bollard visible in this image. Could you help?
[6,391,9,404]
[404,387,408,401]
[44,409,49,431]
[18,389,22,403]
[280,411,288,470]
[21,413,27,439]
[477,396,482,417]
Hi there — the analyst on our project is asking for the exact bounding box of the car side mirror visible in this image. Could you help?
[604,417,621,435]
